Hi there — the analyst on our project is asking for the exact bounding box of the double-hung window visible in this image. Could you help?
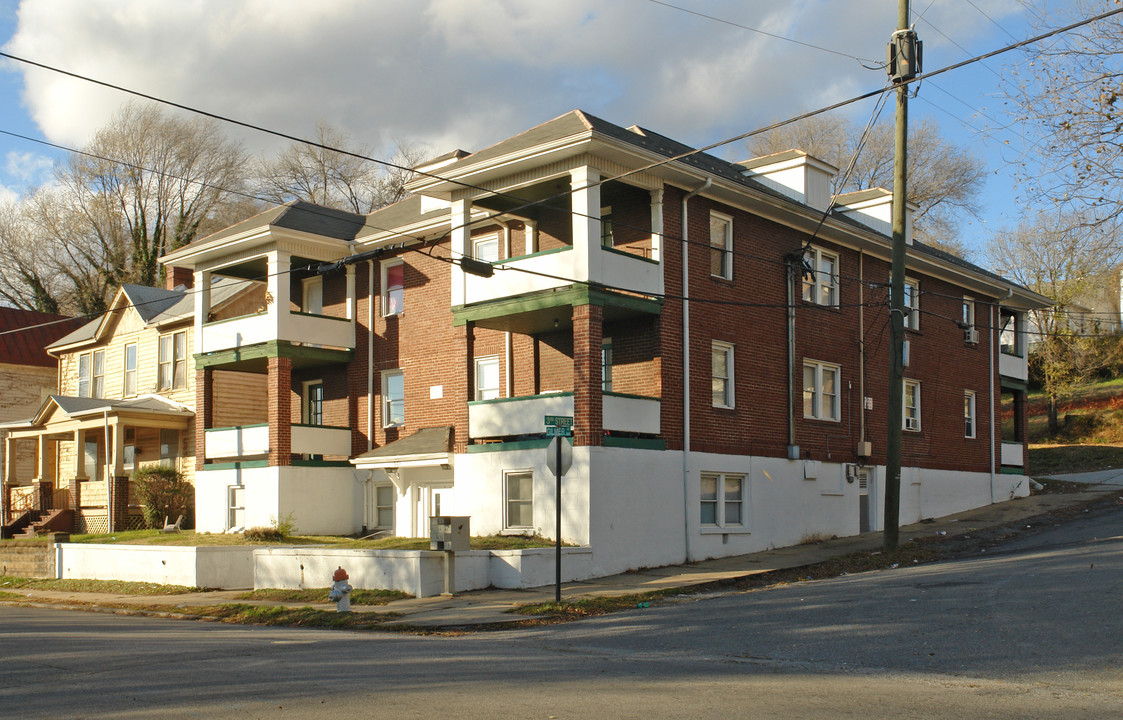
[382,259,404,316]
[802,247,839,307]
[903,278,920,330]
[382,370,404,427]
[473,233,499,263]
[709,211,733,279]
[962,297,977,343]
[77,353,91,397]
[505,470,534,530]
[474,356,500,401]
[711,341,734,408]
[123,343,137,397]
[700,472,747,529]
[803,360,840,421]
[374,485,395,530]
[158,331,186,390]
[78,350,105,397]
[964,390,977,439]
[904,379,921,431]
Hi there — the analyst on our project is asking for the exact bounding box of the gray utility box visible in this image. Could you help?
[430,516,470,552]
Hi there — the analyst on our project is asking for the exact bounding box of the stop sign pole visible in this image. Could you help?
[544,415,573,603]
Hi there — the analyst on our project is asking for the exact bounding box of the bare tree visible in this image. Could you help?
[1003,2,1123,230]
[256,122,427,214]
[0,198,65,313]
[749,115,986,252]
[987,212,1123,432]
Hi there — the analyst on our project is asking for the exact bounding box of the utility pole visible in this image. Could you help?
[885,0,920,551]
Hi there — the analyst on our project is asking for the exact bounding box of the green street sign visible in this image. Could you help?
[545,426,573,437]
[544,415,574,427]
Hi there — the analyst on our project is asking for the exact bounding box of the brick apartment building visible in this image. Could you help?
[161,110,1048,577]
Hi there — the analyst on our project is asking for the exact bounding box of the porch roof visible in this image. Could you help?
[1,394,194,433]
[351,426,453,470]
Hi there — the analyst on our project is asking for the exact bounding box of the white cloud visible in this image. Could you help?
[3,0,1026,164]
[5,149,52,183]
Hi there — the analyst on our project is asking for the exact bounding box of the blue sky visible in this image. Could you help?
[0,1,1064,257]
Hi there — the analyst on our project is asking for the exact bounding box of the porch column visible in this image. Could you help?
[3,435,13,484]
[570,166,601,282]
[650,188,664,262]
[573,303,603,447]
[111,419,125,479]
[73,429,87,480]
[450,199,471,307]
[37,435,49,482]
[267,250,292,337]
[107,472,129,532]
[194,269,212,352]
[196,366,214,471]
[267,355,293,466]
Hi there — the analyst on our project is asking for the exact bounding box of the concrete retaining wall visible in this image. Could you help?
[57,544,255,589]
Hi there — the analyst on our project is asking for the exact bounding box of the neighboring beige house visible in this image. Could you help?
[2,278,260,534]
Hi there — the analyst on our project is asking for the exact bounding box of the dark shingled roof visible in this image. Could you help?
[0,308,84,367]
[352,426,453,460]
[194,200,367,246]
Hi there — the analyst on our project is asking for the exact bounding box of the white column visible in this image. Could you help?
[450,199,471,306]
[570,166,601,283]
[650,188,664,262]
[346,263,356,321]
[194,269,212,351]
[267,250,291,337]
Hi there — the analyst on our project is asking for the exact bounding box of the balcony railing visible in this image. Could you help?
[201,311,354,354]
[999,351,1027,382]
[462,243,663,307]
[291,424,352,457]
[469,391,660,439]
[205,424,269,459]
[1001,442,1024,467]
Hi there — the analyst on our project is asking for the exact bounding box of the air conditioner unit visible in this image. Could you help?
[965,328,979,344]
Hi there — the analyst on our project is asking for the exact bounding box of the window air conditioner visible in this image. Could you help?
[965,328,979,345]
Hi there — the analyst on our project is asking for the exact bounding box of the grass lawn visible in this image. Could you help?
[0,576,200,594]
[63,529,563,550]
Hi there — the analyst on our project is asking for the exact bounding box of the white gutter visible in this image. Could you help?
[681,178,711,564]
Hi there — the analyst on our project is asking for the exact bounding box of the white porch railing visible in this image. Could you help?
[1001,442,1024,467]
[468,392,661,438]
[291,425,352,457]
[205,425,269,459]
[201,312,354,354]
[999,352,1027,382]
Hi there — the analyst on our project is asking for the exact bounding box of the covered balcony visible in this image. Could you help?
[469,391,660,440]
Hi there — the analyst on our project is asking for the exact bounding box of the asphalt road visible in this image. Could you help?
[2,504,1121,719]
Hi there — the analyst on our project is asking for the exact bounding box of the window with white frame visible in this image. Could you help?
[904,379,921,431]
[711,341,734,408]
[382,370,404,427]
[158,331,186,390]
[964,390,977,438]
[302,275,323,315]
[374,484,395,530]
[474,356,500,400]
[903,278,920,330]
[700,472,747,529]
[123,343,137,397]
[709,211,733,279]
[77,352,91,397]
[601,338,613,392]
[473,233,499,263]
[92,350,105,397]
[803,360,841,421]
[382,259,404,316]
[228,485,245,530]
[962,297,976,339]
[505,470,534,529]
[802,246,839,306]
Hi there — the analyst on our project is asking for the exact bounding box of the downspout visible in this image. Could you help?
[786,253,798,456]
[368,260,375,451]
[859,252,866,449]
[681,178,710,564]
[990,288,1013,503]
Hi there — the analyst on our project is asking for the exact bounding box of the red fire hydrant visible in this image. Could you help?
[328,566,352,612]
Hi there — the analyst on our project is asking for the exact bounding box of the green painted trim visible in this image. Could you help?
[602,246,660,265]
[466,438,552,453]
[467,392,574,407]
[451,286,662,326]
[199,460,268,470]
[292,423,352,431]
[195,341,353,369]
[1001,377,1028,391]
[603,391,658,401]
[290,311,351,323]
[603,436,665,450]
[496,245,573,264]
[291,459,352,467]
[999,466,1026,474]
[205,423,268,433]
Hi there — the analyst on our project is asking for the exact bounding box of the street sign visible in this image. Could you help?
[545,436,572,476]
[545,426,573,437]
[544,415,573,427]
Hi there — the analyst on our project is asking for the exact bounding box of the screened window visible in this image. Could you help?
[382,370,404,427]
[712,342,734,408]
[710,211,733,279]
[505,470,534,529]
[700,472,747,529]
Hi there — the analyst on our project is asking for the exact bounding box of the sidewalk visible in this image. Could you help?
[7,472,1122,629]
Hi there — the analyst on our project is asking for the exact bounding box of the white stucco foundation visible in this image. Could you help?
[57,544,254,589]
